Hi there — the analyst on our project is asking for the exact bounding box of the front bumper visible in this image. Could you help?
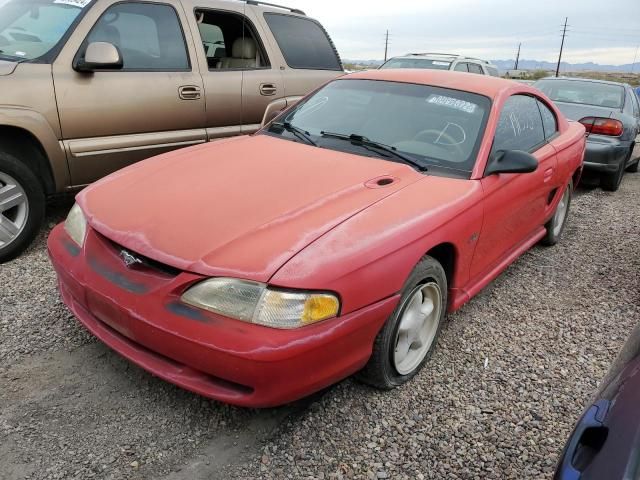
[583,138,629,173]
[47,224,398,407]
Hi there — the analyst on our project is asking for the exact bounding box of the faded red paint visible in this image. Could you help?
[48,70,586,407]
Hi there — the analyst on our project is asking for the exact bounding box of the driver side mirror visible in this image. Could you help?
[485,149,538,176]
[75,42,123,72]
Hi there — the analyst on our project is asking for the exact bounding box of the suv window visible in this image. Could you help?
[486,66,500,77]
[195,9,268,70]
[492,95,545,154]
[454,62,468,72]
[86,2,189,71]
[537,100,558,140]
[264,13,341,70]
[467,63,483,74]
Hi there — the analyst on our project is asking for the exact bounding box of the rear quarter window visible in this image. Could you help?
[263,13,342,71]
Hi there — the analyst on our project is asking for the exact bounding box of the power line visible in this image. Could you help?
[556,17,568,77]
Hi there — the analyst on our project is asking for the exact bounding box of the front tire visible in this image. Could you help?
[358,256,447,389]
[0,151,45,263]
[541,181,572,246]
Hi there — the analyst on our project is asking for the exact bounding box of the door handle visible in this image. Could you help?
[179,85,201,100]
[260,83,277,96]
[544,167,554,182]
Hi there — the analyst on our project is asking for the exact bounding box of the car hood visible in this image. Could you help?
[78,135,424,282]
[552,101,621,121]
[0,60,18,76]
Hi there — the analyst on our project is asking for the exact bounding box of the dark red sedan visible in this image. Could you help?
[48,70,586,407]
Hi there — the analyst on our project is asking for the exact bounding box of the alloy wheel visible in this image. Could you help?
[552,186,570,237]
[0,171,29,249]
[393,282,443,375]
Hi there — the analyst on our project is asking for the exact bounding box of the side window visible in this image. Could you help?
[85,2,189,71]
[467,63,483,74]
[194,9,269,70]
[454,62,468,72]
[264,13,341,70]
[537,100,558,140]
[492,95,545,154]
[486,66,500,77]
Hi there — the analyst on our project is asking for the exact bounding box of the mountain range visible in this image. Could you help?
[344,58,640,73]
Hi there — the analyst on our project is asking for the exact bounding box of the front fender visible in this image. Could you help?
[0,106,70,191]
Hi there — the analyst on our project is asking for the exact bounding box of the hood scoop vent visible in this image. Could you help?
[365,176,398,189]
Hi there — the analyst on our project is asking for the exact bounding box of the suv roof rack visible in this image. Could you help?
[243,0,305,15]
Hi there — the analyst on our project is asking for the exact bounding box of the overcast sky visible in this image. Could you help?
[291,0,640,65]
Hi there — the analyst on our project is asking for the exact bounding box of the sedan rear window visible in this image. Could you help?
[381,58,452,70]
[535,79,624,109]
[266,79,491,176]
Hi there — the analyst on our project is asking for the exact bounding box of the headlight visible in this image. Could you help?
[64,203,87,247]
[180,278,340,329]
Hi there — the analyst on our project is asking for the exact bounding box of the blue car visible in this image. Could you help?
[555,323,640,479]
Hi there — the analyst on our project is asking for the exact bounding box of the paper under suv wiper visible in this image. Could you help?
[271,121,317,146]
[320,131,427,171]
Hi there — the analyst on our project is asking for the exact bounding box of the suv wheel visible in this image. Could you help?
[0,151,45,262]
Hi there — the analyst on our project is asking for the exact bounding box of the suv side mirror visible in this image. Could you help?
[75,42,123,72]
[485,149,538,176]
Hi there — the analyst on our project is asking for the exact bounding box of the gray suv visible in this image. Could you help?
[380,53,499,76]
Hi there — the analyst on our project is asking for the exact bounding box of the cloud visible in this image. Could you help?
[291,0,640,65]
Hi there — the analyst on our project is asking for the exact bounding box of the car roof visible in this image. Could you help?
[390,53,494,65]
[537,76,631,88]
[343,69,523,99]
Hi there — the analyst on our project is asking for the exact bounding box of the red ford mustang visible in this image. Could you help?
[48,70,585,407]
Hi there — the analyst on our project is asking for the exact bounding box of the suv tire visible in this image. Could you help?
[0,151,45,263]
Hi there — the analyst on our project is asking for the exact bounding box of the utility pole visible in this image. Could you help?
[384,30,390,62]
[514,43,521,70]
[556,17,568,77]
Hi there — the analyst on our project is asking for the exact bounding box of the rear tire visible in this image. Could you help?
[0,151,45,263]
[601,159,624,191]
[541,181,572,246]
[357,256,447,389]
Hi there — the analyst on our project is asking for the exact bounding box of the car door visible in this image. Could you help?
[53,0,206,186]
[259,12,343,112]
[470,94,559,280]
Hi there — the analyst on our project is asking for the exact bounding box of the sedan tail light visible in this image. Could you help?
[579,117,623,136]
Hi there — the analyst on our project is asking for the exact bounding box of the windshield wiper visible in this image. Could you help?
[320,131,427,171]
[271,121,317,147]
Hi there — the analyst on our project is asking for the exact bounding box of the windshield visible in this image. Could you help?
[0,0,87,61]
[534,79,624,109]
[381,58,452,70]
[265,79,491,176]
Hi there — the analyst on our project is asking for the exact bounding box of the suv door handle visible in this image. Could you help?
[179,85,201,100]
[260,83,277,96]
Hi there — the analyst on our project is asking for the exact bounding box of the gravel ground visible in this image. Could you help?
[1,173,639,480]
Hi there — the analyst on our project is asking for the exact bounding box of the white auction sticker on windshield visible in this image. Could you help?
[53,0,91,7]
[427,95,477,113]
